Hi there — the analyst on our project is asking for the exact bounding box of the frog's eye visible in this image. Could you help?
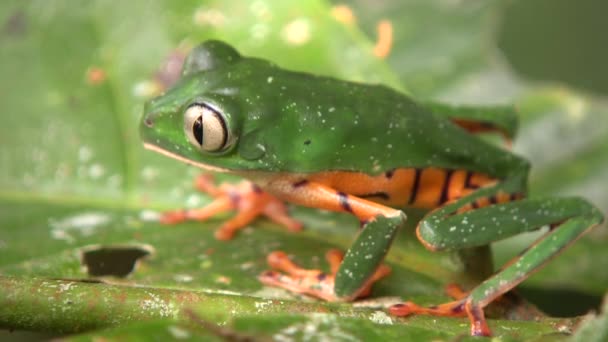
[184,103,229,152]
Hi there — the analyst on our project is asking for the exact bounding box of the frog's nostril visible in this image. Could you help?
[143,115,154,127]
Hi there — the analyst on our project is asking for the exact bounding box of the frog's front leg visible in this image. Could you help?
[390,188,604,336]
[260,178,406,301]
[160,174,302,240]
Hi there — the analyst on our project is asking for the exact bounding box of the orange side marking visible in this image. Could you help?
[469,173,496,189]
[451,119,495,134]
[475,197,490,208]
[451,118,512,147]
[413,168,448,208]
[269,180,400,222]
[457,204,473,214]
[307,168,497,210]
[385,168,417,206]
[496,191,511,203]
[447,170,467,201]
[455,191,522,215]
[308,169,417,207]
[309,172,385,197]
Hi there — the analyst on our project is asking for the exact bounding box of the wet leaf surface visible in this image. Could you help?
[0,0,606,340]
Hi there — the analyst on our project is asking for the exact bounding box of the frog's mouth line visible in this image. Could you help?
[143,142,231,173]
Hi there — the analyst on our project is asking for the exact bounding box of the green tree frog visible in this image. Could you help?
[140,40,604,336]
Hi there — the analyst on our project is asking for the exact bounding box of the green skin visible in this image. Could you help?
[141,41,604,335]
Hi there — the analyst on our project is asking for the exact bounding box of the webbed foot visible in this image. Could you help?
[259,249,391,301]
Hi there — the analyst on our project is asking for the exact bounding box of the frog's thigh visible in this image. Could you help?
[422,101,517,140]
[266,179,402,222]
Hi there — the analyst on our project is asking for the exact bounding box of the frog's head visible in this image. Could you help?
[141,40,271,173]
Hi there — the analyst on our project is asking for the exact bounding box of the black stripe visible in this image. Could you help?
[251,184,263,193]
[439,169,454,204]
[385,169,394,179]
[489,196,497,205]
[509,193,519,201]
[338,192,353,212]
[408,168,422,205]
[464,171,475,189]
[292,179,309,188]
[471,201,479,209]
[357,192,390,200]
[451,303,464,314]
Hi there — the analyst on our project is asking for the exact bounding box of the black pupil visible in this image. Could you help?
[193,116,203,146]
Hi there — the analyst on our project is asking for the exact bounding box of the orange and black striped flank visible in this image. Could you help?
[301,167,499,210]
[408,168,422,205]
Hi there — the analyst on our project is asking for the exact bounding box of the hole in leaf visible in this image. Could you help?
[80,244,155,278]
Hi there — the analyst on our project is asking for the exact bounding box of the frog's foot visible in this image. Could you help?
[389,295,490,337]
[160,175,302,240]
[259,250,391,302]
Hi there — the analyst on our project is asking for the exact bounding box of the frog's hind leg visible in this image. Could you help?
[391,192,604,336]
[422,101,518,146]
[259,250,391,301]
[160,174,302,240]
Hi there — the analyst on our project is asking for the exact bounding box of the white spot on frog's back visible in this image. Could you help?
[282,18,311,46]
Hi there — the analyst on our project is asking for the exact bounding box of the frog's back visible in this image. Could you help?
[234,62,527,180]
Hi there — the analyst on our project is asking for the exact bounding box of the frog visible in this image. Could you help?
[140,40,604,336]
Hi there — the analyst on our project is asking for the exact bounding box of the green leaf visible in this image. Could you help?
[0,0,606,340]
[570,294,608,342]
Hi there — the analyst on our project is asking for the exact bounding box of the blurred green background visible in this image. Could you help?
[0,0,607,340]
[499,0,608,96]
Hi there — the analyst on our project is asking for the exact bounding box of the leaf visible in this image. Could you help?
[570,294,608,342]
[0,0,605,340]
